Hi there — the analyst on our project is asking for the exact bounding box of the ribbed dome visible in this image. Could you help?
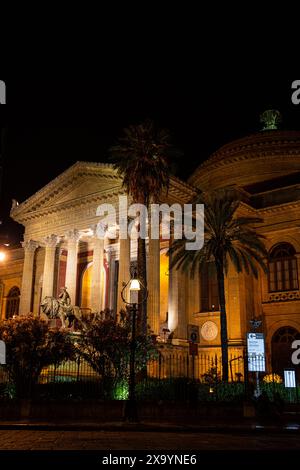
[189,130,300,191]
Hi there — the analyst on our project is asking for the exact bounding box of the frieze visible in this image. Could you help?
[266,291,300,302]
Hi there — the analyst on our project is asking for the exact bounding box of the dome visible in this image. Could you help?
[189,129,300,191]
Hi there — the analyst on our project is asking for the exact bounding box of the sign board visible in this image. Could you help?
[284,369,296,388]
[187,324,199,343]
[0,340,5,364]
[189,342,198,356]
[247,332,265,372]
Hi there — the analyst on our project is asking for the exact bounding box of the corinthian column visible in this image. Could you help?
[41,234,59,299]
[168,255,187,340]
[65,229,80,305]
[148,237,160,335]
[117,236,130,317]
[168,258,179,334]
[90,227,105,313]
[19,240,39,315]
[106,245,117,313]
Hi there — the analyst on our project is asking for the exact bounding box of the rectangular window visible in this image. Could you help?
[201,263,219,312]
[291,259,299,290]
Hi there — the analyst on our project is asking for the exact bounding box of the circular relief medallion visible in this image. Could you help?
[201,321,218,341]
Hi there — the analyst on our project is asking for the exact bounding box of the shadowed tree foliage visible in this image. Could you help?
[109,119,181,333]
[0,316,75,398]
[76,310,158,383]
[168,189,268,381]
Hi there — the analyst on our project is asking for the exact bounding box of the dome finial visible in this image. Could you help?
[260,109,282,131]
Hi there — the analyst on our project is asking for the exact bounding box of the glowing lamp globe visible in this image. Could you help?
[129,278,141,291]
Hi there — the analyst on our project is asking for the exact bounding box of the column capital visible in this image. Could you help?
[43,234,60,248]
[21,240,39,252]
[65,229,81,243]
[90,222,108,239]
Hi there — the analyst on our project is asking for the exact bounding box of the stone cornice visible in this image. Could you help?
[12,186,125,224]
[189,130,300,186]
[11,161,120,218]
[11,161,197,226]
[257,199,300,215]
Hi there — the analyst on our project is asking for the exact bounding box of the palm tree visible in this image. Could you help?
[168,189,268,381]
[110,119,180,333]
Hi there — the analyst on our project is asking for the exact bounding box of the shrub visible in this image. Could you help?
[0,315,75,398]
[76,310,158,384]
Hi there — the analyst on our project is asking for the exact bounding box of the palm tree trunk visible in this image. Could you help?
[215,258,229,381]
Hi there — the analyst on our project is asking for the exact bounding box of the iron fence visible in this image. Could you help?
[0,351,298,403]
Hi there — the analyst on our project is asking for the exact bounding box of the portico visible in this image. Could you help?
[10,161,194,337]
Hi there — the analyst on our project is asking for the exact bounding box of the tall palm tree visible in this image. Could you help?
[110,119,179,333]
[168,189,268,381]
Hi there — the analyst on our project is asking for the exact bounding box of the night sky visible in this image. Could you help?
[0,77,299,246]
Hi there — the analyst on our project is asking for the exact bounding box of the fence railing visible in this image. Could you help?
[0,352,298,403]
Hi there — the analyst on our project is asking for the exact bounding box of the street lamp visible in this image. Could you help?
[0,251,6,262]
[121,268,148,422]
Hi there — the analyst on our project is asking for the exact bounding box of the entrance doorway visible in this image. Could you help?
[271,326,300,380]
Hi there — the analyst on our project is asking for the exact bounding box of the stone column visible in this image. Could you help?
[91,233,105,313]
[65,229,80,305]
[117,236,130,317]
[0,282,5,319]
[41,234,59,299]
[107,245,117,313]
[19,240,39,315]
[168,259,179,334]
[148,237,160,335]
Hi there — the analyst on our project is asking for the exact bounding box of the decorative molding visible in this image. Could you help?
[21,240,39,252]
[10,162,119,216]
[43,234,59,248]
[11,164,197,226]
[266,291,300,303]
[200,321,218,341]
[65,229,81,243]
[189,130,300,186]
[257,200,300,215]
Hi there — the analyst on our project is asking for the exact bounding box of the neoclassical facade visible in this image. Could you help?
[0,127,300,377]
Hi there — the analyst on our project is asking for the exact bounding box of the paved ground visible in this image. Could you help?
[0,429,300,450]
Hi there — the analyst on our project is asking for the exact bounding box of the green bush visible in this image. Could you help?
[0,316,75,398]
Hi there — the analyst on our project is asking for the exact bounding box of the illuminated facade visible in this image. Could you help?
[0,127,300,377]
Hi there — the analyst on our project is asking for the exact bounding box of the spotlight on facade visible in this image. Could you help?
[0,251,6,262]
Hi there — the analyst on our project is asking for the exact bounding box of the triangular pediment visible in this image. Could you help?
[10,161,197,226]
[11,161,123,221]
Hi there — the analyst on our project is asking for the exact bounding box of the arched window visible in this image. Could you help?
[269,243,298,292]
[272,326,300,379]
[5,286,20,318]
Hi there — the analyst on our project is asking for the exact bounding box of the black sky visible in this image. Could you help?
[0,77,299,245]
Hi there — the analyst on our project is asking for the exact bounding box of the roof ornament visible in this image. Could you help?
[260,109,282,131]
[11,199,19,211]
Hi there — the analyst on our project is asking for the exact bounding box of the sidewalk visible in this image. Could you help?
[0,418,299,433]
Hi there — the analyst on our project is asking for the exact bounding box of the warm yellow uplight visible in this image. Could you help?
[0,251,6,262]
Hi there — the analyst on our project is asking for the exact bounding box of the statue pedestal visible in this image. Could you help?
[49,319,62,328]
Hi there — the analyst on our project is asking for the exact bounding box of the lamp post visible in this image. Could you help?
[121,269,148,422]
